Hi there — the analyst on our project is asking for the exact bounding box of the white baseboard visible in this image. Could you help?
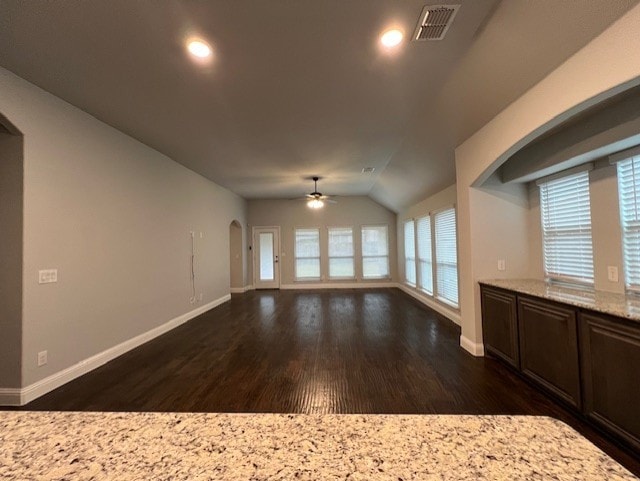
[460,335,485,357]
[0,388,22,406]
[230,285,254,294]
[3,294,231,407]
[280,281,395,290]
[396,283,461,325]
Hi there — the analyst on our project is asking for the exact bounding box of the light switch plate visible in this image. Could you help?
[607,266,619,282]
[38,269,58,284]
[37,350,47,366]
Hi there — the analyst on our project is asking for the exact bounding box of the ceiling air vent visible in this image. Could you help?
[413,5,460,41]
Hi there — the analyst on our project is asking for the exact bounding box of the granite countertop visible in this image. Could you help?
[0,411,636,480]
[479,278,640,322]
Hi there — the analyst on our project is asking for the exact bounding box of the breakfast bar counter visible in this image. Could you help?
[0,411,636,480]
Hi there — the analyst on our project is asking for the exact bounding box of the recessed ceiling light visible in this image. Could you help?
[187,39,212,59]
[380,29,404,48]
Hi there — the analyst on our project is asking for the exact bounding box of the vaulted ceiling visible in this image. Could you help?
[0,0,637,211]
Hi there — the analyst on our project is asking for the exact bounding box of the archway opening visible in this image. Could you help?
[229,220,243,291]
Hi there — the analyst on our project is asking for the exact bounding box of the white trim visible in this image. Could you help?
[397,283,461,325]
[281,281,395,290]
[2,294,231,407]
[230,285,254,293]
[460,334,485,357]
[0,388,22,406]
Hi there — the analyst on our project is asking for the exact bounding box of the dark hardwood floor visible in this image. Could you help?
[11,288,640,475]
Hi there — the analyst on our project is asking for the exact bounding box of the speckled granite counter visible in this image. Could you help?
[480,278,640,322]
[0,412,636,480]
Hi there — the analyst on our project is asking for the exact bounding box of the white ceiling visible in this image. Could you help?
[0,0,637,211]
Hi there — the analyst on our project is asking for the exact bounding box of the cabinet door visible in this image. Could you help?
[480,286,519,368]
[580,311,640,452]
[518,296,581,409]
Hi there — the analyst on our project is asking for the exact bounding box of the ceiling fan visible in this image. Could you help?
[300,176,337,209]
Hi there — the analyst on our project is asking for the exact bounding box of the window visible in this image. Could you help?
[404,220,416,285]
[416,216,433,294]
[295,228,320,280]
[434,208,458,307]
[539,170,594,286]
[328,227,354,279]
[617,155,640,293]
[361,225,389,279]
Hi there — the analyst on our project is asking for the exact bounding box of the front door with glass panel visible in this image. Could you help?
[254,227,280,289]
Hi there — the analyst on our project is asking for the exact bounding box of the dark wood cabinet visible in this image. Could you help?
[580,311,640,452]
[480,286,519,368]
[479,282,640,453]
[517,296,581,409]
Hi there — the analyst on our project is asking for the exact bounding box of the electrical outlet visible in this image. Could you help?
[607,266,619,282]
[38,269,58,284]
[497,259,506,271]
[37,350,48,367]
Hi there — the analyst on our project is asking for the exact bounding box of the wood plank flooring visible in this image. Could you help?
[11,288,640,475]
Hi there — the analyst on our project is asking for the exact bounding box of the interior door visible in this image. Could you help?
[254,227,280,289]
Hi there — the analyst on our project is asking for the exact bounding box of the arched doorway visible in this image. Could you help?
[229,220,243,291]
[0,113,24,392]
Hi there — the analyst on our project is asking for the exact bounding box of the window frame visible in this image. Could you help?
[614,152,640,294]
[294,227,322,281]
[433,206,459,308]
[404,220,416,286]
[416,215,434,296]
[327,225,356,280]
[538,168,594,288]
[360,224,390,280]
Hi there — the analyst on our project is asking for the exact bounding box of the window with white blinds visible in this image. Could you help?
[295,228,320,280]
[361,225,389,279]
[328,227,354,279]
[617,156,640,293]
[416,216,433,294]
[404,220,416,285]
[539,171,594,286]
[435,208,458,307]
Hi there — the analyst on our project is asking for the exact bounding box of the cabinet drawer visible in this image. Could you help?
[580,311,640,452]
[518,296,581,409]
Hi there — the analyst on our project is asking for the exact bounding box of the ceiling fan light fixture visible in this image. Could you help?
[308,199,324,209]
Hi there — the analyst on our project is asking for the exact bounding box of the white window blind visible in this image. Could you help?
[617,156,640,293]
[361,225,389,279]
[328,227,354,279]
[404,220,416,285]
[539,171,594,286]
[295,228,320,280]
[435,208,458,307]
[416,216,433,294]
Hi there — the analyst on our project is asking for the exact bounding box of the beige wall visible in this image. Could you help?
[527,163,625,294]
[455,4,640,355]
[0,130,23,388]
[0,67,247,389]
[247,196,397,286]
